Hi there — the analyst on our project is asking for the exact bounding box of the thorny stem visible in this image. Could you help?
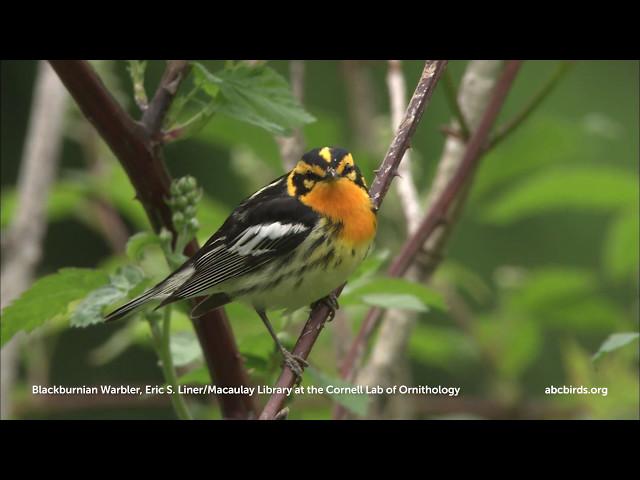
[259,60,448,420]
[338,60,523,386]
[49,60,256,419]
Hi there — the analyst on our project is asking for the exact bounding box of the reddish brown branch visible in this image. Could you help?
[259,60,448,420]
[141,60,190,140]
[338,61,523,384]
[49,60,256,419]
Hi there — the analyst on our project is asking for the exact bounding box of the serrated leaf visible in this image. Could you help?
[194,63,315,136]
[592,332,639,361]
[170,331,203,367]
[70,286,126,327]
[305,366,370,416]
[481,166,638,224]
[1,268,109,346]
[342,277,445,311]
[70,265,145,327]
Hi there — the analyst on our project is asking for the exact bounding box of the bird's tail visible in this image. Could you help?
[104,288,163,323]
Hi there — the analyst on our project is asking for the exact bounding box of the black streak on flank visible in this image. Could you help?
[306,234,327,258]
[321,250,335,269]
[351,248,356,257]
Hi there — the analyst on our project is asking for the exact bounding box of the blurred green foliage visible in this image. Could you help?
[0,60,637,420]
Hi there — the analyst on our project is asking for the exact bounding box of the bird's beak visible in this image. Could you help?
[326,167,338,181]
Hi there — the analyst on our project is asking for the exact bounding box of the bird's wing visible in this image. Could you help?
[159,175,319,302]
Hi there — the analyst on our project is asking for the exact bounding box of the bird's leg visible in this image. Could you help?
[255,309,308,384]
[311,292,340,322]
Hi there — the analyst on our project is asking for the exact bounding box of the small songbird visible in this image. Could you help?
[104,147,377,379]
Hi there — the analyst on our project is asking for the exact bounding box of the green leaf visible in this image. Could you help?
[170,331,203,367]
[603,209,639,281]
[481,166,638,224]
[342,277,445,311]
[592,332,640,361]
[346,249,390,291]
[360,293,428,312]
[126,232,161,262]
[1,268,109,346]
[194,63,315,136]
[70,265,145,327]
[109,264,145,292]
[70,286,126,328]
[193,115,284,174]
[305,366,370,416]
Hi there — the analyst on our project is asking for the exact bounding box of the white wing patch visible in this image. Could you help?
[230,222,309,256]
[248,179,282,200]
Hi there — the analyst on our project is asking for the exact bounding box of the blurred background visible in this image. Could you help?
[1,60,638,419]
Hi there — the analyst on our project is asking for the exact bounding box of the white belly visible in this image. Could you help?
[213,221,372,312]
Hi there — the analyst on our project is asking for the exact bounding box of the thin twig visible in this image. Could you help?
[259,60,448,420]
[49,60,256,419]
[387,60,422,234]
[141,60,191,140]
[0,62,67,419]
[338,61,522,388]
[442,68,471,139]
[486,60,574,151]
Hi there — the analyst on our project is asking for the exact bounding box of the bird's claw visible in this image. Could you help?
[281,348,308,385]
[312,293,340,322]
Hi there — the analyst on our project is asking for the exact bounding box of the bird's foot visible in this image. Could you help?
[312,293,340,322]
[281,348,308,385]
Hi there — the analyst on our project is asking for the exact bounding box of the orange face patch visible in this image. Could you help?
[300,178,376,245]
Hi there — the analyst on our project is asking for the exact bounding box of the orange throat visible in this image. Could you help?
[301,178,377,245]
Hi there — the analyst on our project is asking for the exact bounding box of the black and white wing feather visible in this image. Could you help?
[105,175,318,322]
[157,175,319,304]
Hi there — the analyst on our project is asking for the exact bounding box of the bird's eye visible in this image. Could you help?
[305,172,315,180]
[343,165,353,175]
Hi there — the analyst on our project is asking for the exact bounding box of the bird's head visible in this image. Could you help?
[287,147,368,198]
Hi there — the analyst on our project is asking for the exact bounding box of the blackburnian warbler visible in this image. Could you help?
[105,147,377,378]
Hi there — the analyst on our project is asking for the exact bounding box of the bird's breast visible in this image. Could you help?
[300,178,377,245]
